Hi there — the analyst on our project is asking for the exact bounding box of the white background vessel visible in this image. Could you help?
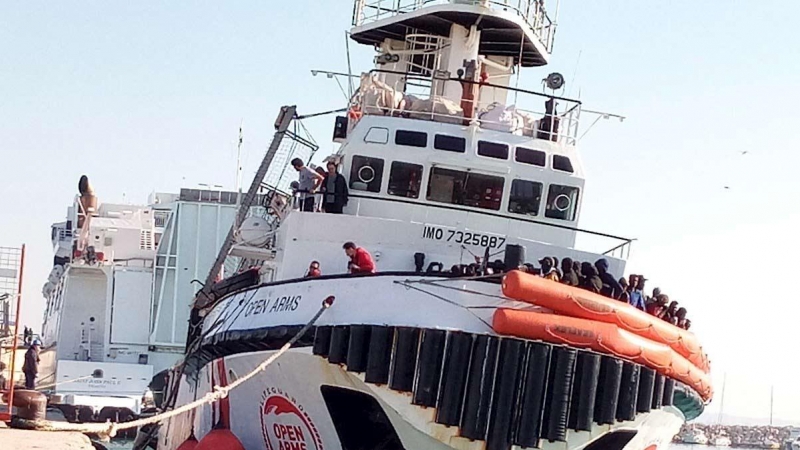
[40,179,241,418]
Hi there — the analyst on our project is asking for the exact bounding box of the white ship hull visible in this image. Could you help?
[160,349,684,450]
[158,275,697,450]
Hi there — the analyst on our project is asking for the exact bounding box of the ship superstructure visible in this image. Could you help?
[146,2,712,450]
[40,179,243,417]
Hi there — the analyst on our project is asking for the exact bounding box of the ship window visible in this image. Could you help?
[434,135,466,153]
[388,162,422,199]
[552,155,574,173]
[545,184,580,221]
[395,130,427,148]
[349,156,384,193]
[515,147,546,167]
[477,141,509,160]
[364,127,389,144]
[508,180,543,217]
[426,167,504,211]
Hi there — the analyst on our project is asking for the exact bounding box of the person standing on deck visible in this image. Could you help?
[22,340,40,389]
[292,158,323,212]
[628,275,647,311]
[343,242,375,274]
[595,258,624,300]
[579,263,603,293]
[560,257,580,287]
[321,162,349,214]
[538,257,559,282]
[0,361,6,390]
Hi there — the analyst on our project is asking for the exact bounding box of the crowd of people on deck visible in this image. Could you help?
[291,160,692,331]
[519,256,692,330]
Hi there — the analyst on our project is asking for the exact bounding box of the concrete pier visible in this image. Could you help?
[0,421,94,449]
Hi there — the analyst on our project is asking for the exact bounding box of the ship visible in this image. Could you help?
[39,176,251,422]
[144,1,712,450]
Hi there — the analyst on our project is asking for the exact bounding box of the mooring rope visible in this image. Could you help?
[19,297,334,441]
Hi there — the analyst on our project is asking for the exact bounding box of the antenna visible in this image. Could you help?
[566,50,582,98]
[235,120,244,193]
[770,384,774,426]
[717,372,727,425]
[345,31,355,99]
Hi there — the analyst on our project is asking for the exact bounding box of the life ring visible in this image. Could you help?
[348,105,362,121]
[553,194,571,212]
[358,165,376,184]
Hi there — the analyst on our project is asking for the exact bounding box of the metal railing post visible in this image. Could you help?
[0,244,25,422]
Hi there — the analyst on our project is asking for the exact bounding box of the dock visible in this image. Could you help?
[0,421,94,449]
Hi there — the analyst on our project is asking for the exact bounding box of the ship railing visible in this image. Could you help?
[352,0,556,53]
[353,69,582,145]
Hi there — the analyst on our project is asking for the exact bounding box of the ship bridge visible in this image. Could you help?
[351,0,556,67]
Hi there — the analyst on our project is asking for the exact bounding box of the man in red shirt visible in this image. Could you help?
[343,242,375,274]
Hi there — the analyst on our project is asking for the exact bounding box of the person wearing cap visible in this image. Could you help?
[595,258,624,300]
[579,262,603,293]
[23,340,41,389]
[645,286,661,307]
[539,257,559,282]
[560,257,580,287]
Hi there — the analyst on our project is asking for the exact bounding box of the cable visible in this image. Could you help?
[393,280,493,331]
[17,297,334,441]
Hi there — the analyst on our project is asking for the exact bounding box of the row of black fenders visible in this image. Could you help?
[312,325,678,450]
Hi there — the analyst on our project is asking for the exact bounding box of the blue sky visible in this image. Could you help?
[1,1,798,423]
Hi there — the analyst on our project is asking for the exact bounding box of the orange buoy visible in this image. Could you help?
[196,428,245,450]
[501,270,710,372]
[176,436,199,450]
[492,308,713,401]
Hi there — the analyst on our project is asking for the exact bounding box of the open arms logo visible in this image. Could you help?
[260,388,323,450]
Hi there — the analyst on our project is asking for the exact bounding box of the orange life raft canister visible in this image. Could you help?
[492,308,713,401]
[501,270,709,372]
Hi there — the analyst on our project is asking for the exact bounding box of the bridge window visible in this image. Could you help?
[552,155,574,173]
[508,180,543,217]
[434,134,466,153]
[515,146,546,167]
[545,184,580,221]
[395,130,427,148]
[477,141,509,160]
[388,162,422,199]
[427,167,504,211]
[364,127,389,144]
[349,155,384,193]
